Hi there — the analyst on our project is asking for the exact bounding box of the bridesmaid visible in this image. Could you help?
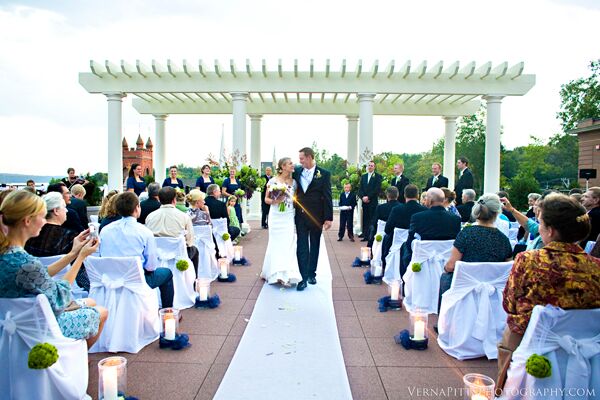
[222,167,244,224]
[162,165,184,189]
[126,163,146,196]
[195,165,214,193]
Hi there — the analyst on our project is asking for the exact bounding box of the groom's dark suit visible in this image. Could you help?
[294,165,333,283]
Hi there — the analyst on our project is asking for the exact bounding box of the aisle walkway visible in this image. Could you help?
[87,219,497,400]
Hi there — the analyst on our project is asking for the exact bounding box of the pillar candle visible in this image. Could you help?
[413,320,425,341]
[198,286,209,301]
[103,366,118,400]
[164,317,176,340]
[390,283,400,301]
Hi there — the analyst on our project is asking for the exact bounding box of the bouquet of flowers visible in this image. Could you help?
[234,189,245,198]
[270,183,289,212]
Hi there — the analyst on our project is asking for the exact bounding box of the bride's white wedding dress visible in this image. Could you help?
[260,177,302,285]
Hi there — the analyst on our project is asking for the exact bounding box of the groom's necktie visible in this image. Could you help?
[432,175,437,185]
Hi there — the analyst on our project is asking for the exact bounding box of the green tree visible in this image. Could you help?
[557,60,600,132]
[508,172,540,211]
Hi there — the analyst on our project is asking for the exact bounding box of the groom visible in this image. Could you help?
[294,147,333,291]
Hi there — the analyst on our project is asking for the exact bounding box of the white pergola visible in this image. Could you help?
[79,59,535,194]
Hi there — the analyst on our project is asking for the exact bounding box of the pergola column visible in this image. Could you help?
[483,95,504,193]
[105,92,126,191]
[346,115,359,165]
[231,92,248,165]
[248,114,263,221]
[443,116,458,189]
[358,93,375,165]
[154,114,168,184]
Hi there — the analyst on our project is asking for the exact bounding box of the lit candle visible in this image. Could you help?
[361,247,370,262]
[164,315,176,340]
[219,260,228,278]
[103,365,118,400]
[390,283,400,301]
[374,264,382,277]
[413,320,425,341]
[198,286,209,301]
[234,246,242,261]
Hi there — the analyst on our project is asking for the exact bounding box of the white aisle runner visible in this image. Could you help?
[214,237,353,400]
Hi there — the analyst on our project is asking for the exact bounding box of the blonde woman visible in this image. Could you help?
[186,189,211,226]
[0,190,107,348]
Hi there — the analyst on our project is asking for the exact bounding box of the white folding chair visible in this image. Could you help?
[212,218,234,262]
[402,239,454,314]
[85,256,159,353]
[38,255,88,300]
[382,228,409,287]
[0,295,89,400]
[370,219,387,267]
[155,236,196,309]
[500,305,600,400]
[193,225,219,280]
[437,261,513,360]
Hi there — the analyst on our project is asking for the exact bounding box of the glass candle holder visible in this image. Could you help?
[389,281,401,301]
[98,356,127,400]
[370,259,383,278]
[159,308,179,341]
[463,373,495,400]
[195,278,212,301]
[233,245,243,261]
[218,258,229,278]
[409,310,428,341]
[360,247,371,262]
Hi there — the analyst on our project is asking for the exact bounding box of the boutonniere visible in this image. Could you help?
[315,170,322,179]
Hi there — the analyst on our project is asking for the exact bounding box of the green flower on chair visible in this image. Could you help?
[28,343,59,369]
[411,262,422,272]
[222,233,230,241]
[375,234,383,242]
[526,354,552,378]
[176,259,189,272]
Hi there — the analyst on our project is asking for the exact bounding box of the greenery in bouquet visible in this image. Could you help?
[411,262,422,272]
[176,259,189,272]
[526,354,552,378]
[28,343,59,369]
[375,234,383,242]
[238,165,266,200]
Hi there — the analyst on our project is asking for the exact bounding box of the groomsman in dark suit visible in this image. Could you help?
[454,156,474,205]
[425,162,448,191]
[260,166,273,229]
[358,160,383,242]
[338,183,357,241]
[390,163,410,203]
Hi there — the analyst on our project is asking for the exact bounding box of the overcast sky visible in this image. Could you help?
[0,0,598,176]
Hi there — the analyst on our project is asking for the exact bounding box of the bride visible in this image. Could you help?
[260,157,302,286]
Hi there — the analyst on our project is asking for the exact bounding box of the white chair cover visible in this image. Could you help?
[38,255,88,300]
[508,227,519,241]
[212,218,234,262]
[500,305,600,400]
[402,239,454,314]
[437,261,513,360]
[193,225,219,280]
[155,236,196,309]
[584,241,595,254]
[509,221,520,230]
[85,256,159,353]
[370,220,387,268]
[0,295,88,400]
[382,228,409,286]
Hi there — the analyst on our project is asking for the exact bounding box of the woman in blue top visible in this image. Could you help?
[126,163,146,196]
[0,190,108,348]
[222,167,244,224]
[195,164,214,193]
[162,165,184,189]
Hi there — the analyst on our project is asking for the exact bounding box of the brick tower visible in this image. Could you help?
[122,134,154,180]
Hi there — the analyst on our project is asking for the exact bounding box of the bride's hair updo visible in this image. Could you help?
[277,157,292,174]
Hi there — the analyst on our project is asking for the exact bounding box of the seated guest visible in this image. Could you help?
[338,183,357,242]
[517,193,541,240]
[99,192,174,308]
[457,188,476,223]
[162,165,184,189]
[497,194,600,393]
[186,189,211,226]
[195,164,215,193]
[501,195,546,251]
[146,187,199,272]
[98,190,121,232]
[126,163,146,196]
[0,190,107,349]
[441,188,461,218]
[25,192,91,291]
[205,184,240,240]
[382,184,426,266]
[47,183,84,233]
[138,182,161,224]
[439,193,513,311]
[497,191,517,222]
[175,189,188,212]
[400,188,461,277]
[367,186,400,246]
[581,187,600,243]
[419,191,427,206]
[69,184,89,225]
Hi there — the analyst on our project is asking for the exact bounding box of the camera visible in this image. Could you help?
[88,223,98,240]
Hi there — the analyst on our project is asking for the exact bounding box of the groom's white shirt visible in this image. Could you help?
[301,164,316,193]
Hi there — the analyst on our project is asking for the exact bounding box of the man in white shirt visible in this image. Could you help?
[146,187,199,273]
[99,192,174,308]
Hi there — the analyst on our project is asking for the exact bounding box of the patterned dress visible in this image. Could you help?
[503,241,600,335]
[0,247,100,340]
